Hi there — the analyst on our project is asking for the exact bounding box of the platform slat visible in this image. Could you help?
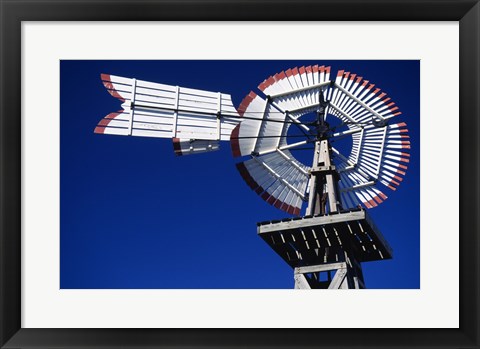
[257,209,392,268]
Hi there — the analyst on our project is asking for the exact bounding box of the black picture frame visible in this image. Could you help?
[1,0,478,348]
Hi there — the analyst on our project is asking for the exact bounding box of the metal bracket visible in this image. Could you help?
[310,165,336,174]
[172,85,180,137]
[127,78,137,136]
[216,92,222,140]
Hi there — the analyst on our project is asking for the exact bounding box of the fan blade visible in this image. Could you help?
[258,65,332,119]
[236,150,309,216]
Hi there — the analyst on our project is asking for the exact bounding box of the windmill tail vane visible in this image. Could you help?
[95,73,241,155]
[95,66,410,216]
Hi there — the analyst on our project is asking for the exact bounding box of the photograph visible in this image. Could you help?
[60,60,420,289]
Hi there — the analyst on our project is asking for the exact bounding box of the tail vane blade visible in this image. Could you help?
[96,74,240,154]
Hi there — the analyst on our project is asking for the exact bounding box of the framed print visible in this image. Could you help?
[1,1,479,348]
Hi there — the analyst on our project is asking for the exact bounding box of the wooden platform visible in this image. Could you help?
[257,208,392,269]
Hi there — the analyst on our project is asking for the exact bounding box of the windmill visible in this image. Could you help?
[94,64,409,289]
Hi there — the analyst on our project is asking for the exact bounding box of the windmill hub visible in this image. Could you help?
[314,121,330,139]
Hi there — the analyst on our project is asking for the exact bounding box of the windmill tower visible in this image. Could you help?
[95,64,409,289]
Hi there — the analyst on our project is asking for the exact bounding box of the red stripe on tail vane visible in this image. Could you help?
[291,67,299,76]
[105,111,123,119]
[94,126,105,134]
[378,192,388,200]
[313,65,319,73]
[97,119,112,127]
[337,70,345,77]
[285,69,293,77]
[101,74,125,102]
[373,195,383,204]
[299,66,306,75]
[95,109,123,132]
[305,66,312,73]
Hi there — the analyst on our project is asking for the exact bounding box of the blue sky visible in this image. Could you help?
[60,60,420,289]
